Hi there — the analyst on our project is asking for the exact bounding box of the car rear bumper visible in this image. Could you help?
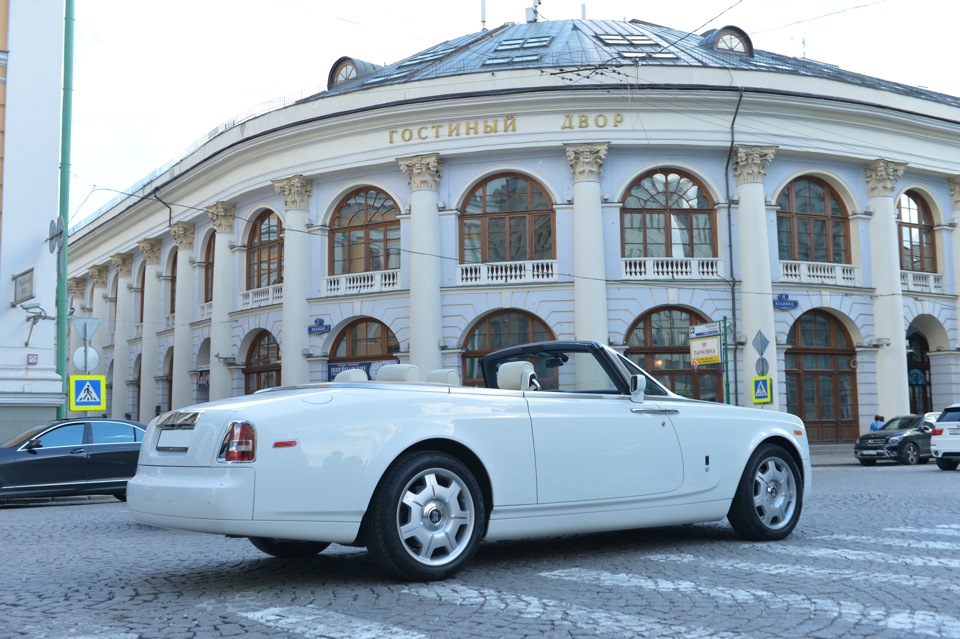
[127,465,256,523]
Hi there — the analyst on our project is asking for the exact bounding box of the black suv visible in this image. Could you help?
[853,414,938,466]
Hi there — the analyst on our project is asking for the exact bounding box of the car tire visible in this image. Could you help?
[935,458,959,471]
[857,458,876,467]
[900,443,920,465]
[366,450,485,581]
[248,537,330,559]
[113,492,127,502]
[727,443,803,541]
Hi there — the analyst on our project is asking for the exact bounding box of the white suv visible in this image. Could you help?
[931,404,960,471]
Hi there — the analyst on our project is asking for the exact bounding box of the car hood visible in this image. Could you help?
[857,429,912,442]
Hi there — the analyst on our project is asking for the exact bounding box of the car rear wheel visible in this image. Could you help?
[900,443,920,465]
[248,537,330,559]
[727,443,802,541]
[857,458,876,466]
[936,458,959,471]
[367,451,485,581]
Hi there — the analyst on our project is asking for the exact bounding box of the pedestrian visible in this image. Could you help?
[869,415,884,431]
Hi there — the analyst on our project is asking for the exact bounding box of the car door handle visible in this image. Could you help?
[70,448,86,455]
[630,408,679,415]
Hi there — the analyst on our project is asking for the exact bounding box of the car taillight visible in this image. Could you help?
[932,426,944,436]
[218,420,256,463]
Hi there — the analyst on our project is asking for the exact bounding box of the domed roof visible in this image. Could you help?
[308,18,959,108]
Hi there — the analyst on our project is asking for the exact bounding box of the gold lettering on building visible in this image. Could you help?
[388,116,519,144]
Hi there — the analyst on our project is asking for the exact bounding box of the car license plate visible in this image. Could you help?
[949,428,960,435]
[157,428,192,451]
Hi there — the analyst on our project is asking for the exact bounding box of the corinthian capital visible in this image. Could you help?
[565,143,608,182]
[89,265,109,289]
[733,146,776,185]
[170,222,196,250]
[207,202,237,233]
[111,253,133,277]
[138,238,163,264]
[272,175,312,209]
[949,176,960,212]
[865,159,906,198]
[68,278,86,300]
[398,154,442,191]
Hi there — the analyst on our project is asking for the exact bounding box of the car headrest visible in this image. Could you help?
[425,369,461,385]
[375,364,420,382]
[333,368,368,382]
[497,361,536,391]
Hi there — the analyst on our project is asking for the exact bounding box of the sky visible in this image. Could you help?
[68,0,959,225]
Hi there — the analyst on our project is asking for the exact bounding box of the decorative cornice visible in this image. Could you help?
[207,202,237,233]
[272,175,312,210]
[111,253,133,277]
[732,146,776,185]
[137,238,163,264]
[170,222,196,250]
[89,265,109,289]
[564,143,608,182]
[865,159,907,198]
[398,154,442,191]
[949,176,960,212]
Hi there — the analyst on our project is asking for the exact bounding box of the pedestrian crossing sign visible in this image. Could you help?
[69,375,107,411]
[752,376,772,404]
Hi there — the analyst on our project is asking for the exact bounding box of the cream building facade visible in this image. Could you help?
[67,19,960,444]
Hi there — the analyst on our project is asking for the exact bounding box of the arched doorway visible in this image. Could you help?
[327,318,400,380]
[785,310,858,443]
[461,310,555,386]
[624,307,723,402]
[244,330,281,394]
[907,332,932,414]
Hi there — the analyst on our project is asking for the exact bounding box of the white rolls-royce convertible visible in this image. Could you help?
[128,340,810,581]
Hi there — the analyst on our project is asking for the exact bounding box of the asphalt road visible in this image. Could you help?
[1,463,957,639]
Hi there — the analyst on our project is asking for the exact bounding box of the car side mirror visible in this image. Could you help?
[630,374,646,403]
[25,438,42,452]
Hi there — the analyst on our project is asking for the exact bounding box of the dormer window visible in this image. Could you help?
[333,60,357,85]
[718,33,746,53]
[699,26,754,57]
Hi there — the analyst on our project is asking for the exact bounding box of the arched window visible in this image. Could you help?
[460,174,554,264]
[247,211,283,290]
[331,318,399,361]
[169,251,177,315]
[204,233,215,304]
[897,191,936,272]
[461,310,555,386]
[625,308,722,402]
[621,169,716,258]
[329,188,400,275]
[785,311,858,443]
[244,330,281,394]
[776,177,849,263]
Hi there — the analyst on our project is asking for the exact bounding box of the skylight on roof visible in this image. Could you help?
[398,47,455,67]
[482,54,542,66]
[496,36,552,51]
[598,34,657,46]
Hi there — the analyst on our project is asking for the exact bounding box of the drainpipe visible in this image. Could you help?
[724,88,744,405]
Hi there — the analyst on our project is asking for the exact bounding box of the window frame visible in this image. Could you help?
[328,188,401,276]
[246,211,284,291]
[776,176,850,264]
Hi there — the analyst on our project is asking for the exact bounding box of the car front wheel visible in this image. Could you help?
[727,443,803,541]
[900,443,920,465]
[248,537,330,559]
[936,458,959,471]
[367,451,485,581]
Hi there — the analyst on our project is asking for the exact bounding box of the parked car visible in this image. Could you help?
[931,403,960,470]
[0,417,146,501]
[128,340,811,581]
[853,413,939,466]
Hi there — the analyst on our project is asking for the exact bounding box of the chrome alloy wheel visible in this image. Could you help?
[751,455,798,531]
[396,467,476,566]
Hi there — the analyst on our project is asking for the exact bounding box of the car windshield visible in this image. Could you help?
[879,416,919,431]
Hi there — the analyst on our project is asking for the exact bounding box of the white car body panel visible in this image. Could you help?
[931,403,960,462]
[127,341,811,556]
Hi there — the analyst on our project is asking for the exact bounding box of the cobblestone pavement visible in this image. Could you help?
[1,464,958,639]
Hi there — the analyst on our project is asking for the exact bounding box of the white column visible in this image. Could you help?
[399,154,443,374]
[273,176,312,385]
[733,146,779,410]
[170,222,196,409]
[565,143,610,343]
[950,177,960,347]
[67,278,86,374]
[87,265,110,368]
[138,239,163,421]
[207,202,236,401]
[110,253,133,419]
[866,160,910,417]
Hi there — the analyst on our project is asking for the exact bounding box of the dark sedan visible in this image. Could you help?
[0,418,146,501]
[853,414,937,466]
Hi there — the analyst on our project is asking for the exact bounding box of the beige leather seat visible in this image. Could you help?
[333,368,368,382]
[425,369,461,385]
[375,363,420,382]
[496,361,537,391]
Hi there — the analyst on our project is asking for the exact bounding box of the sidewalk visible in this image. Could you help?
[809,444,857,466]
